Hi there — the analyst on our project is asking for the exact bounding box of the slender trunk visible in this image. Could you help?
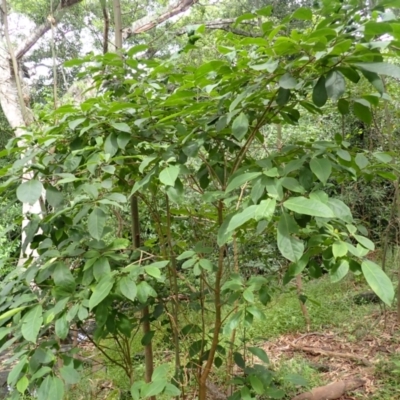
[101,0,110,54]
[130,196,155,397]
[165,195,181,392]
[296,275,310,331]
[198,201,225,400]
[113,0,123,50]
[0,0,44,266]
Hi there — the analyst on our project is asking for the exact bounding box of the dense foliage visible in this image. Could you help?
[0,0,400,399]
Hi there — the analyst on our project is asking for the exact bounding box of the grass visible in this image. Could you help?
[8,264,400,399]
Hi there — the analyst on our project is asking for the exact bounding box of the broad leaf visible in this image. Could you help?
[37,376,64,400]
[330,260,349,283]
[361,260,394,306]
[225,172,261,193]
[89,278,114,310]
[325,71,345,100]
[312,76,327,107]
[283,197,335,218]
[279,73,297,89]
[159,165,179,186]
[232,112,249,140]
[119,276,137,301]
[353,62,400,79]
[309,158,331,184]
[21,305,43,343]
[17,180,43,205]
[88,208,107,240]
[292,7,312,20]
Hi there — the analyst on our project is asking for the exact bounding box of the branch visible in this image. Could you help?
[15,0,83,60]
[122,0,197,39]
[175,18,261,37]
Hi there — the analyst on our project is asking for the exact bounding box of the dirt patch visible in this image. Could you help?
[253,311,400,399]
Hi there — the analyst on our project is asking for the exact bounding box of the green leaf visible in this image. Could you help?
[313,76,327,107]
[0,307,25,322]
[55,314,69,340]
[328,198,353,223]
[145,265,162,279]
[110,121,131,133]
[332,241,347,258]
[250,375,264,394]
[354,100,372,124]
[354,235,375,251]
[46,186,64,207]
[330,260,349,283]
[232,112,249,140]
[104,133,118,157]
[279,73,297,89]
[37,376,64,400]
[283,197,335,218]
[88,208,107,240]
[53,262,76,292]
[248,346,269,363]
[276,88,290,105]
[8,356,27,386]
[226,172,261,193]
[280,177,305,193]
[373,152,392,163]
[21,305,43,343]
[243,288,254,303]
[277,229,304,263]
[255,198,276,221]
[68,118,85,130]
[93,257,111,281]
[227,205,257,232]
[142,380,167,398]
[361,260,394,306]
[310,157,332,184]
[137,281,157,303]
[292,7,312,20]
[256,5,272,16]
[277,214,303,262]
[89,278,114,310]
[117,132,131,150]
[60,364,80,385]
[353,62,400,79]
[16,375,29,393]
[325,71,346,100]
[17,179,43,205]
[355,153,369,169]
[164,383,181,396]
[338,99,350,115]
[159,165,179,186]
[119,277,137,301]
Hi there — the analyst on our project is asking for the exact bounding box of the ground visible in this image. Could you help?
[2,271,400,399]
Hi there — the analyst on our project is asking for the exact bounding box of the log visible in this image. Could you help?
[291,379,365,400]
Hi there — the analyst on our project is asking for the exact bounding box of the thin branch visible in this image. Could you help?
[15,0,83,60]
[122,0,198,39]
[175,18,260,37]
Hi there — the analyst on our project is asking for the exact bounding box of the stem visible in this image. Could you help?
[165,195,182,392]
[1,0,29,124]
[198,201,225,400]
[112,0,123,50]
[130,196,155,398]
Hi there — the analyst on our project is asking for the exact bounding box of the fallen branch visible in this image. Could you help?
[291,379,365,400]
[292,345,371,367]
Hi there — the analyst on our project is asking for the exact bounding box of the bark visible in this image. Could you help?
[0,0,42,264]
[112,0,122,50]
[175,18,260,37]
[122,0,197,39]
[291,379,365,400]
